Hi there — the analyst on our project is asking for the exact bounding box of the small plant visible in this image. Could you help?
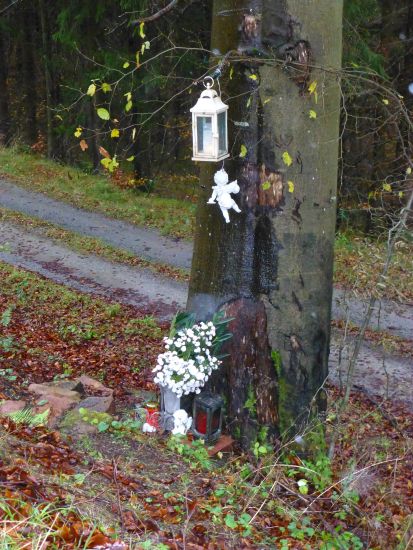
[167,435,212,470]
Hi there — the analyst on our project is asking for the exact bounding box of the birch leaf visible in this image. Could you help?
[282,151,293,167]
[382,183,391,192]
[229,66,234,80]
[382,98,389,105]
[309,109,317,119]
[262,181,271,191]
[97,108,110,120]
[99,146,110,158]
[126,155,135,162]
[132,128,136,140]
[125,100,133,112]
[111,129,120,138]
[239,144,247,158]
[74,127,82,138]
[263,98,271,104]
[288,181,295,193]
[246,96,252,108]
[406,167,412,175]
[79,139,88,151]
[101,82,112,93]
[249,74,257,80]
[123,61,130,69]
[86,83,96,97]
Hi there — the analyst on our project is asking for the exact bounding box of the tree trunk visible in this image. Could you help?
[187,0,343,449]
[38,0,54,158]
[20,4,38,145]
[0,30,11,145]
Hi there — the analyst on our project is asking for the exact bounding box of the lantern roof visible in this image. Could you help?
[190,83,228,114]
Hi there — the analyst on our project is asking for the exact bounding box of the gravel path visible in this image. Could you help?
[0,178,192,269]
[0,178,412,410]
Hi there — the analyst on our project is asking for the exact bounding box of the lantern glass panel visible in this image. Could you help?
[218,111,227,155]
[196,116,213,155]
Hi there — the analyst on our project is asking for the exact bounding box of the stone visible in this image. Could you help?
[0,400,27,415]
[28,383,81,401]
[76,395,114,415]
[77,375,113,396]
[207,435,234,456]
[59,409,100,436]
[33,394,81,427]
[49,379,84,394]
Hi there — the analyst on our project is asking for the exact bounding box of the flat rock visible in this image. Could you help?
[49,379,84,394]
[77,375,113,396]
[76,395,114,414]
[59,409,100,436]
[33,394,81,427]
[28,383,81,401]
[208,435,234,456]
[0,400,27,415]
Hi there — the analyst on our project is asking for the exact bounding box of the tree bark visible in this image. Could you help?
[38,0,54,157]
[0,29,11,145]
[187,0,343,448]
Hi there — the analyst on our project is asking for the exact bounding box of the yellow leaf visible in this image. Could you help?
[132,128,136,140]
[309,109,317,119]
[246,96,252,108]
[308,80,317,94]
[398,191,404,198]
[382,98,389,105]
[101,82,112,93]
[382,183,391,192]
[406,167,412,175]
[263,98,271,104]
[282,151,293,167]
[288,181,294,193]
[139,21,145,38]
[124,92,132,102]
[262,181,271,191]
[101,158,112,169]
[249,74,257,80]
[229,66,234,80]
[126,155,135,162]
[86,83,96,97]
[74,127,82,138]
[55,114,63,121]
[125,100,133,112]
[123,61,130,69]
[239,144,247,158]
[136,51,140,68]
[111,129,120,138]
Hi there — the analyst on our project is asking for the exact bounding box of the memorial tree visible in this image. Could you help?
[187,0,343,449]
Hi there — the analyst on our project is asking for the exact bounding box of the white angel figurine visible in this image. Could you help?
[207,168,241,223]
[171,409,193,435]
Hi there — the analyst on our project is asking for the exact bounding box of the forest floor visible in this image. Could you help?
[0,149,412,548]
[0,262,412,549]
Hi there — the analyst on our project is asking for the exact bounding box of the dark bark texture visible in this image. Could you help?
[187,0,343,447]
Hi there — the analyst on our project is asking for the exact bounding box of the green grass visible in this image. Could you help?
[0,146,196,239]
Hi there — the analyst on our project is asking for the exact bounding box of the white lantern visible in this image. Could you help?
[190,77,229,162]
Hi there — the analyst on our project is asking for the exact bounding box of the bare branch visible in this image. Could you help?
[131,0,179,24]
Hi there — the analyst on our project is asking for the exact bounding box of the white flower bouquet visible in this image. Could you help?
[153,311,232,398]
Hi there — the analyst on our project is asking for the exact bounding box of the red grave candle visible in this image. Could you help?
[195,410,208,434]
[145,402,160,429]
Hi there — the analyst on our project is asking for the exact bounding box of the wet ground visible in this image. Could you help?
[0,178,412,409]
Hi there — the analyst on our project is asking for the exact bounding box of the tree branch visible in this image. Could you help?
[132,0,178,24]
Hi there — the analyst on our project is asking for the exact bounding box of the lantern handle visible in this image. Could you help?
[203,76,214,89]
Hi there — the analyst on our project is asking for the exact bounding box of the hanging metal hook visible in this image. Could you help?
[203,76,214,89]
